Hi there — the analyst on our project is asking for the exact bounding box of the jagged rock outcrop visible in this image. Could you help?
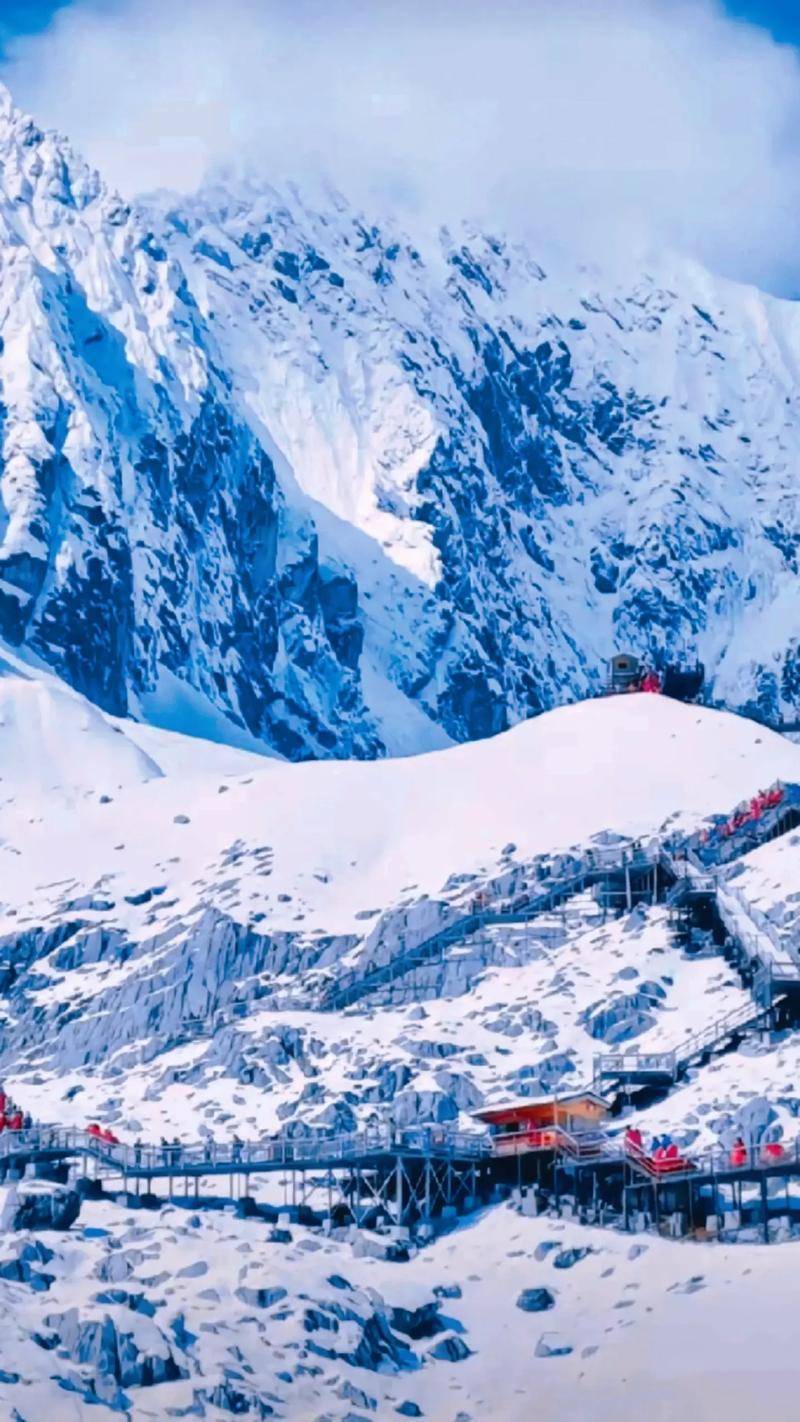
[1,82,800,759]
[0,1185,81,1233]
[516,1288,556,1313]
[36,1307,186,1404]
[0,85,379,761]
[154,181,800,741]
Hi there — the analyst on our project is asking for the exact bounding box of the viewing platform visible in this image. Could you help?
[3,1107,800,1244]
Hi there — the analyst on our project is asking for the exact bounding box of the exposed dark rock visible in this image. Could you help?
[38,1308,187,1390]
[195,1382,277,1417]
[428,1335,472,1362]
[553,1247,591,1270]
[389,1304,443,1340]
[268,1228,293,1245]
[0,1185,81,1232]
[235,1285,289,1309]
[516,1288,556,1313]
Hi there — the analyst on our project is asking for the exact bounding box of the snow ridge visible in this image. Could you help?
[0,83,799,757]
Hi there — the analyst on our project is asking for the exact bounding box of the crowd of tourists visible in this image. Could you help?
[625,1124,789,1172]
[703,785,785,844]
[0,1087,29,1134]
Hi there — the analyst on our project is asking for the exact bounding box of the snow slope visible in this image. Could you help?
[0,1174,798,1421]
[0,685,797,943]
[0,672,795,1111]
[0,669,160,799]
[10,901,750,1146]
[0,673,797,1417]
[5,68,800,1422]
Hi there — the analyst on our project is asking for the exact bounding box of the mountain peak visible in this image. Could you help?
[0,84,795,758]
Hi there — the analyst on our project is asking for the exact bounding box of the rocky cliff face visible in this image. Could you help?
[1,83,800,759]
[0,88,378,760]
[164,179,800,742]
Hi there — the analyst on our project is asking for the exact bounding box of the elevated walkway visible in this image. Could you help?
[321,780,800,1015]
[661,848,716,907]
[0,1122,491,1183]
[715,881,800,1000]
[8,1113,800,1246]
[593,996,778,1094]
[322,854,658,1012]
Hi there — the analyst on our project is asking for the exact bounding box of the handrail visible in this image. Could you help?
[322,856,661,1011]
[596,996,771,1085]
[555,1125,617,1160]
[4,1117,800,1199]
[0,1122,493,1176]
[596,1051,677,1076]
[625,1131,800,1182]
[322,781,800,1015]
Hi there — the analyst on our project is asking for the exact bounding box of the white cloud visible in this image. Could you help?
[4,0,800,290]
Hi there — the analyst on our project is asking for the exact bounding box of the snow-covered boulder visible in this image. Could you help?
[37,1308,186,1395]
[535,1331,573,1358]
[0,1183,81,1233]
[392,1088,459,1127]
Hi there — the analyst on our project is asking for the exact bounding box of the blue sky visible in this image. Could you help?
[0,2,60,45]
[725,1,800,43]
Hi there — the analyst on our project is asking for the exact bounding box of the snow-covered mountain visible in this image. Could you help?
[158,178,800,745]
[0,660,798,1417]
[0,82,799,760]
[0,656,795,1105]
[7,71,800,1422]
[0,86,382,762]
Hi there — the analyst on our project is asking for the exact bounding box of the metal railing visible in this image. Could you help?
[676,999,770,1065]
[624,1132,800,1183]
[556,1125,616,1161]
[594,1050,678,1083]
[690,781,800,867]
[0,1122,492,1178]
[5,1116,800,1202]
[595,997,771,1090]
[322,782,800,1016]
[321,854,659,1012]
[491,1123,617,1161]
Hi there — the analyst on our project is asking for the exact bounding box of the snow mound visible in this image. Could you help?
[202,693,800,931]
[0,674,162,799]
[2,690,794,944]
